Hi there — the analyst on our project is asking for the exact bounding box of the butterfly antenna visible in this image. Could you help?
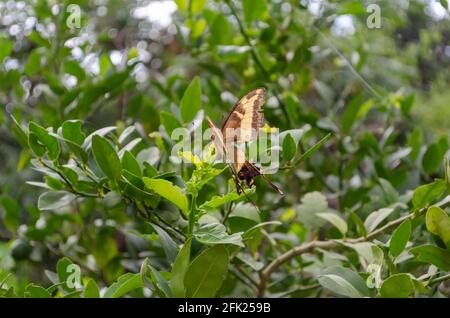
[259,172,285,196]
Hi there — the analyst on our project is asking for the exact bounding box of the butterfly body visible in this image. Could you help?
[206,88,284,197]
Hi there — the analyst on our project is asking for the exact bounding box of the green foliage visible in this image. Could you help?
[0,0,450,299]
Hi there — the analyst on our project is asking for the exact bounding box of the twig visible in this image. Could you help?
[256,195,450,297]
[429,273,450,285]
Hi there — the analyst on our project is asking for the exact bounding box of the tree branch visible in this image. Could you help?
[256,195,450,297]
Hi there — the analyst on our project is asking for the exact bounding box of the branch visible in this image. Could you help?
[256,196,450,297]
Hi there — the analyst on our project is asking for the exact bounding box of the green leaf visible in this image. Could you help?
[191,0,207,14]
[24,284,51,298]
[0,196,20,232]
[103,273,143,298]
[282,133,297,161]
[82,126,117,150]
[160,111,181,137]
[422,143,442,174]
[64,60,86,81]
[11,115,28,148]
[364,207,395,233]
[57,257,76,292]
[343,242,384,265]
[141,259,172,297]
[412,179,446,210]
[62,120,85,145]
[317,212,348,236]
[92,135,122,184]
[342,95,363,134]
[379,274,414,298]
[84,278,100,298]
[0,36,13,62]
[121,150,141,177]
[410,245,450,271]
[185,245,229,298]
[151,223,179,264]
[426,206,450,247]
[209,13,233,45]
[171,239,192,298]
[318,266,369,298]
[194,223,244,247]
[180,76,201,123]
[175,0,187,13]
[242,0,268,23]
[389,219,411,257]
[198,191,245,211]
[29,122,60,160]
[38,191,76,211]
[143,177,189,214]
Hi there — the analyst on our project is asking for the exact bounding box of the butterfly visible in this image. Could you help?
[206,87,284,198]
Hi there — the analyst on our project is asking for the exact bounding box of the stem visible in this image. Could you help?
[187,193,197,237]
[429,272,450,285]
[256,195,450,297]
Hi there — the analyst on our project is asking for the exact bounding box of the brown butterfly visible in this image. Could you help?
[206,87,284,197]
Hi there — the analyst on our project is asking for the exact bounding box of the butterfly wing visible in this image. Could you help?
[221,87,265,171]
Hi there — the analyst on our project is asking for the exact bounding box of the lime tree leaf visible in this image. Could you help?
[29,122,60,160]
[379,274,414,298]
[38,191,76,211]
[141,259,172,297]
[194,223,244,247]
[317,212,348,235]
[171,239,191,298]
[282,133,297,161]
[121,150,141,177]
[160,111,181,137]
[84,278,100,298]
[426,206,450,247]
[412,179,446,210]
[389,219,411,257]
[318,265,369,298]
[103,273,143,298]
[198,191,245,211]
[422,143,442,174]
[180,76,201,123]
[0,196,20,232]
[191,0,207,14]
[57,257,77,292]
[410,245,450,271]
[296,192,329,231]
[50,132,88,163]
[364,207,395,233]
[342,242,384,265]
[185,245,229,298]
[61,120,85,145]
[143,177,188,214]
[242,0,268,22]
[24,284,51,298]
[209,13,233,45]
[151,223,179,264]
[82,126,117,150]
[92,135,122,183]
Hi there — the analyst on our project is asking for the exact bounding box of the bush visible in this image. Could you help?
[0,0,450,298]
